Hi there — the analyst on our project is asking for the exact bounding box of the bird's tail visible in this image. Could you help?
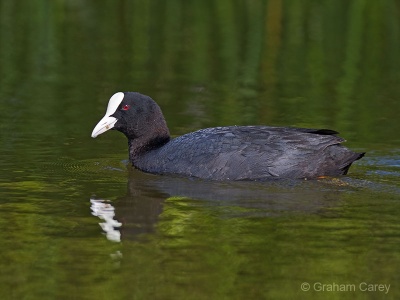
[339,151,365,174]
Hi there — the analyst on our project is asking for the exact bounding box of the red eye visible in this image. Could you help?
[122,104,130,111]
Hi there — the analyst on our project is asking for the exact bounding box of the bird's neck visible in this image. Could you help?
[128,134,170,162]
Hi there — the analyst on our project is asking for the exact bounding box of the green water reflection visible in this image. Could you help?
[0,1,400,299]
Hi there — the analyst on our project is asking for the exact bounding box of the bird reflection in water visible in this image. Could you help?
[90,198,122,242]
[89,168,356,242]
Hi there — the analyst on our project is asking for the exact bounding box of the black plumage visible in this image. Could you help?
[92,92,365,180]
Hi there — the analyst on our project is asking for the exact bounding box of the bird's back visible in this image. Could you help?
[132,126,363,180]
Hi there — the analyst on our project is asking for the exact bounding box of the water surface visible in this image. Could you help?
[0,1,399,299]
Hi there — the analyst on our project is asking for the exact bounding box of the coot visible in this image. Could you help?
[91,92,364,180]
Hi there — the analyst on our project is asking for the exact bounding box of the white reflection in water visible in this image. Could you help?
[90,198,122,242]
